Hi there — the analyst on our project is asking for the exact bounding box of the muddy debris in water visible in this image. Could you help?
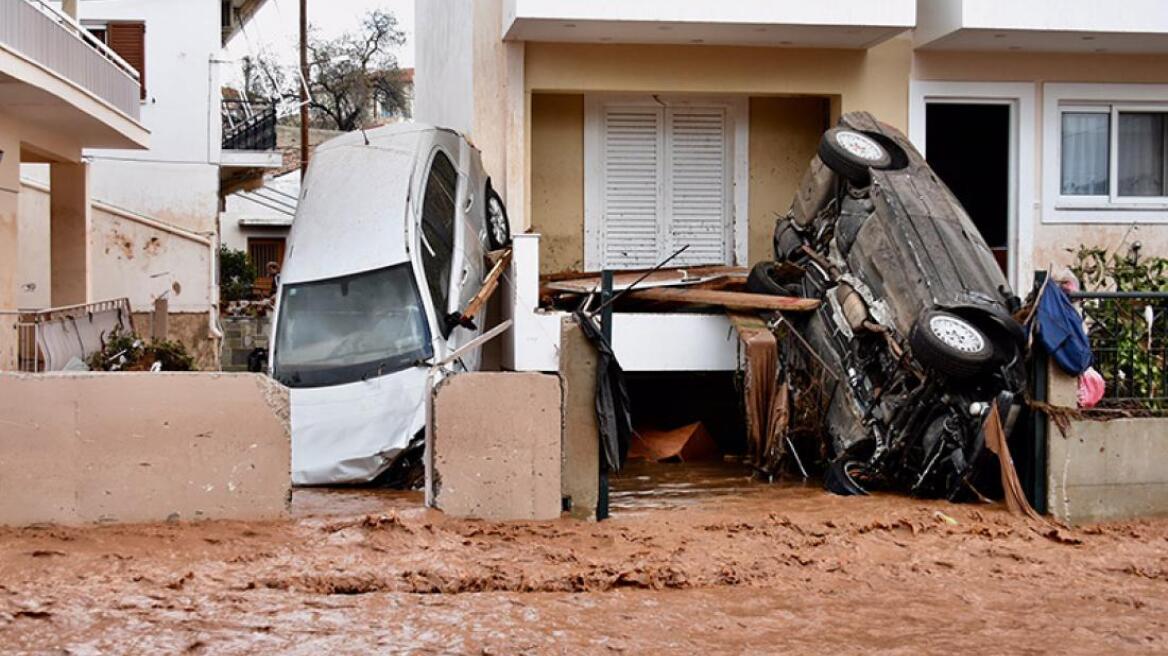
[0,462,1166,653]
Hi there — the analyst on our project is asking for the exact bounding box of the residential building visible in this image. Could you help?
[15,0,277,368]
[414,0,1168,373]
[0,0,150,368]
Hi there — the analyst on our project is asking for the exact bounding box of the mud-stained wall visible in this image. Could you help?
[132,311,220,371]
[531,94,585,274]
[1046,365,1168,524]
[747,97,830,265]
[0,372,290,526]
[430,372,562,521]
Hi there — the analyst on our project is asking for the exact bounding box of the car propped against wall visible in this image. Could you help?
[270,124,511,485]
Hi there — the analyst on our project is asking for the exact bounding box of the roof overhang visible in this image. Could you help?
[503,0,915,49]
[220,150,283,197]
[916,0,1168,53]
[222,0,272,46]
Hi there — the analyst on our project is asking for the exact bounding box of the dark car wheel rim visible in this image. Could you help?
[928,314,985,354]
[835,130,885,163]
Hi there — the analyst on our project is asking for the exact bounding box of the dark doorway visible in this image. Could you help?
[925,103,1011,276]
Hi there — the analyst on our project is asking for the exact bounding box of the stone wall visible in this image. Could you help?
[220,315,272,372]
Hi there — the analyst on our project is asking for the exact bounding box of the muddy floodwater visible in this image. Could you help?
[2,461,1167,654]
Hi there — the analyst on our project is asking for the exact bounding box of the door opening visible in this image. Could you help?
[925,103,1012,276]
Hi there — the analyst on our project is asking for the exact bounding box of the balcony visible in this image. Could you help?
[916,0,1168,53]
[220,98,282,196]
[0,0,142,120]
[502,0,915,49]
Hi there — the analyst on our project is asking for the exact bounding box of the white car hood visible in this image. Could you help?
[290,366,428,485]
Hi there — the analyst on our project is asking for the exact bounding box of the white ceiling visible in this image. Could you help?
[503,20,910,49]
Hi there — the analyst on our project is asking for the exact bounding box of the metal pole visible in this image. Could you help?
[299,0,309,181]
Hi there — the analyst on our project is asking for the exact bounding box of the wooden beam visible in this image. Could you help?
[623,287,820,312]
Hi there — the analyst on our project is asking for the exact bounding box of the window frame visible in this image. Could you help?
[583,94,749,271]
[1044,83,1168,224]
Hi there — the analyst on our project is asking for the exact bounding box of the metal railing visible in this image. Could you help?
[0,298,134,372]
[222,99,278,151]
[0,0,142,120]
[1069,290,1168,413]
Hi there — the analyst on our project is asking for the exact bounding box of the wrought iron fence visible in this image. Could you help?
[222,99,278,151]
[1068,290,1168,412]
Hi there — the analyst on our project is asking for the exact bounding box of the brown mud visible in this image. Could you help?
[1,460,1167,654]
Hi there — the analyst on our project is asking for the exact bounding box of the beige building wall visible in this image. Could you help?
[914,52,1168,280]
[747,97,829,264]
[523,39,905,273]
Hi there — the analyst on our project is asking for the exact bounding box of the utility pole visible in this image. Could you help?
[299,0,309,181]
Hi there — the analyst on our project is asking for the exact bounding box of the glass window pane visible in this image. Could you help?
[1118,112,1167,197]
[1061,112,1110,196]
[420,151,458,329]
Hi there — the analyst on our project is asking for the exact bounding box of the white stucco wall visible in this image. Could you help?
[78,0,225,234]
[414,0,475,135]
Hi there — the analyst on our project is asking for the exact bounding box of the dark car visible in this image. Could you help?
[762,111,1026,499]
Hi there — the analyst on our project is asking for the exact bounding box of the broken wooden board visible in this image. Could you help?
[543,266,747,295]
[622,287,820,312]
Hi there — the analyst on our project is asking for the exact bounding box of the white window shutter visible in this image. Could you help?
[666,108,729,266]
[601,107,663,269]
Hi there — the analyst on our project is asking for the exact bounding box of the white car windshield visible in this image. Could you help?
[272,263,433,388]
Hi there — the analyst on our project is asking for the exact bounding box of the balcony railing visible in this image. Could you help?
[222,99,278,151]
[0,0,142,120]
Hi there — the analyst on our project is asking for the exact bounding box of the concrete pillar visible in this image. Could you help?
[49,162,91,307]
[61,0,78,18]
[560,317,600,520]
[0,134,19,369]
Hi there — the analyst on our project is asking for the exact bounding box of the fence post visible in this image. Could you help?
[1027,270,1049,514]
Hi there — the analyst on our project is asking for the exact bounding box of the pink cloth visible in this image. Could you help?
[1078,367,1106,408]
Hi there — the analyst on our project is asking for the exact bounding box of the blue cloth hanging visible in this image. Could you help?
[1034,281,1093,375]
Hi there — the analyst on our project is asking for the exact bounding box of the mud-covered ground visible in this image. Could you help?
[1,461,1166,655]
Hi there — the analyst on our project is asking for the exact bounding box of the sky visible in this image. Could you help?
[223,0,415,86]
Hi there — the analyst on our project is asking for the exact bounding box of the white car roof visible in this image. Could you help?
[281,124,461,285]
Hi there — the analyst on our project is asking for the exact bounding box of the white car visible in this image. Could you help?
[271,124,511,485]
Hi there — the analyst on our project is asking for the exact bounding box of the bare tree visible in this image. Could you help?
[305,9,409,131]
[231,9,409,131]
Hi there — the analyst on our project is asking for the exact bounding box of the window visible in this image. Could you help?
[85,21,146,99]
[272,264,433,388]
[1047,84,1168,222]
[585,97,743,270]
[419,150,458,332]
[248,237,286,297]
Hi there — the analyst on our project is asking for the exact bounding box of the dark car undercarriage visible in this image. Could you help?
[758,112,1028,500]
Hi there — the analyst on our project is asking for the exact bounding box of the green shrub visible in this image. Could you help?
[219,246,256,302]
[87,327,196,372]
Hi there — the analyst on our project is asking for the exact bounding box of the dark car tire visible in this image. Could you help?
[818,128,892,186]
[485,183,511,250]
[773,218,807,261]
[910,309,994,379]
[824,458,871,496]
[746,262,803,297]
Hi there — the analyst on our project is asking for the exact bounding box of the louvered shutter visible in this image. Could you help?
[600,107,663,269]
[666,108,729,265]
[107,22,146,100]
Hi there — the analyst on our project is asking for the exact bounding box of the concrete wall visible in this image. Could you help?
[0,372,290,526]
[1046,366,1168,524]
[430,372,562,521]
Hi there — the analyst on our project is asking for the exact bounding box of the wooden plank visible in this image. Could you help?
[623,287,820,312]
[544,265,747,294]
[461,248,512,323]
